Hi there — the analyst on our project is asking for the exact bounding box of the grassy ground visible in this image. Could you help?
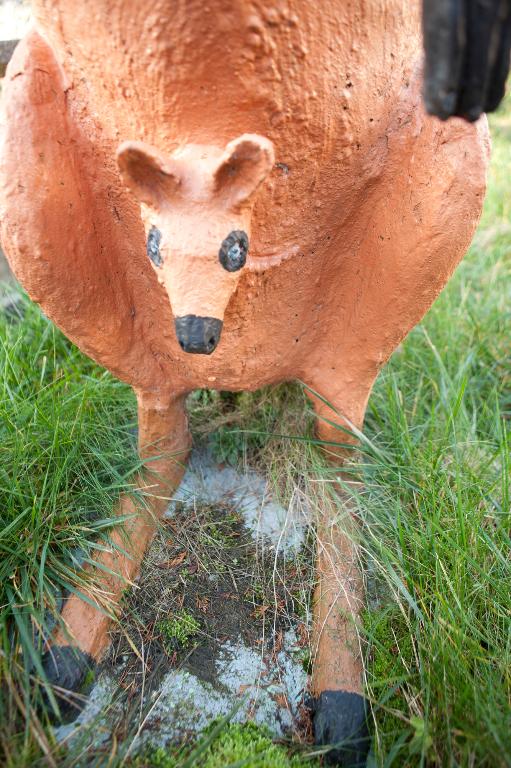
[0,293,143,763]
[355,106,511,766]
[0,102,510,766]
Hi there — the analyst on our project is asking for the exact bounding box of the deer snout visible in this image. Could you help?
[175,315,223,355]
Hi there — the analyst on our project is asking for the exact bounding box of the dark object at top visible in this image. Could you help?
[218,230,248,272]
[423,0,511,122]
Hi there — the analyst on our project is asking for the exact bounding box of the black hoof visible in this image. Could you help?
[313,690,370,767]
[41,645,95,716]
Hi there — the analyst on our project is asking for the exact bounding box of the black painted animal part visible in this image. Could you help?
[218,230,249,272]
[422,0,511,121]
[174,314,223,354]
[313,690,370,767]
[147,226,162,267]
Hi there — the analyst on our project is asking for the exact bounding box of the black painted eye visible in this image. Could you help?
[147,226,162,267]
[219,230,249,272]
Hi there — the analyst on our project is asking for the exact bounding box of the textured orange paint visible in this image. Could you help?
[0,0,489,704]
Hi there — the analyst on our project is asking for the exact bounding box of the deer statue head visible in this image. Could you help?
[117,134,274,354]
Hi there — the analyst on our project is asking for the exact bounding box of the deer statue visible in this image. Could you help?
[0,1,489,765]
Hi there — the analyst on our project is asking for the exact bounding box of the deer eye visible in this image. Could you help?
[147,226,162,267]
[219,230,249,272]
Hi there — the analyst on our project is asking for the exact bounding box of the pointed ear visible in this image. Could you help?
[116,140,182,208]
[213,134,274,209]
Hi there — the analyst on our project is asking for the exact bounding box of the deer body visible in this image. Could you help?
[0,1,488,764]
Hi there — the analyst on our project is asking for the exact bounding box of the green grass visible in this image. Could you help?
[347,106,511,767]
[1,101,510,766]
[0,293,141,762]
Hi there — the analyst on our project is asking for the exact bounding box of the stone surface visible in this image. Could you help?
[169,445,309,554]
[54,448,309,751]
[145,628,306,744]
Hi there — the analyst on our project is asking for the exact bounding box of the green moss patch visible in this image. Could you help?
[158,611,201,652]
[136,723,318,768]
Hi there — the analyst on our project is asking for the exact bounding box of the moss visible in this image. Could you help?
[137,747,178,768]
[198,723,316,767]
[136,723,318,768]
[80,668,96,692]
[158,610,201,653]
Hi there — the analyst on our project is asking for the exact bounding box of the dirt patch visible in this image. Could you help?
[104,501,314,704]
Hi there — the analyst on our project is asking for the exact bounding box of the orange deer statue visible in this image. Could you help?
[0,1,489,764]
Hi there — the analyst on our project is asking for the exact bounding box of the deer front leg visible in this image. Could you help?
[304,376,375,767]
[42,390,191,709]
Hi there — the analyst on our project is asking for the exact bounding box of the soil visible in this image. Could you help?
[104,500,314,707]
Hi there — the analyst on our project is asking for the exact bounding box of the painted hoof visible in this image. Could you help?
[41,645,95,715]
[313,690,370,767]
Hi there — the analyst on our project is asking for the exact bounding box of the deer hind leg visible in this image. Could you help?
[42,391,191,710]
[303,375,375,767]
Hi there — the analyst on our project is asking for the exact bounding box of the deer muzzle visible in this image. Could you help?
[174,315,223,355]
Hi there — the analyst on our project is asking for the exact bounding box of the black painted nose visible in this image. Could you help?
[175,315,223,355]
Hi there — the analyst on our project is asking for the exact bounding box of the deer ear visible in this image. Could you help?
[213,134,274,208]
[117,141,182,208]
